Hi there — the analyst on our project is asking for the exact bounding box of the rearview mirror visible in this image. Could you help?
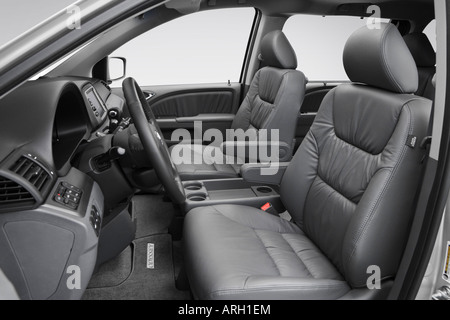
[108,57,127,83]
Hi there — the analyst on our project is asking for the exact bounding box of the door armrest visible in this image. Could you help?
[220,141,292,162]
[240,162,290,185]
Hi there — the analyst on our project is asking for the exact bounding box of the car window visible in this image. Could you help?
[111,8,256,86]
[423,19,437,51]
[283,15,389,81]
[0,0,76,47]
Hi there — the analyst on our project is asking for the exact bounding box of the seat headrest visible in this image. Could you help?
[403,32,436,67]
[343,23,418,94]
[260,31,297,70]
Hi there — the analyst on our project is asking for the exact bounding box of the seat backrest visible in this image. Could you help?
[230,31,306,159]
[280,23,432,288]
[403,32,436,100]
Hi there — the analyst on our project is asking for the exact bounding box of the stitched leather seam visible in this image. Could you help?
[331,86,405,156]
[301,129,321,230]
[210,205,225,217]
[333,127,384,156]
[280,233,314,279]
[331,95,421,155]
[345,103,412,283]
[303,130,321,219]
[260,70,291,129]
[326,96,422,201]
[211,281,349,298]
[320,88,374,200]
[250,100,274,129]
[257,68,289,104]
[328,88,384,156]
[316,136,383,202]
[316,173,358,205]
[253,230,282,276]
[381,25,404,93]
[243,275,250,289]
[349,102,412,253]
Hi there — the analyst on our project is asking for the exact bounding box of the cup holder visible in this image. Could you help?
[256,186,273,194]
[187,193,207,202]
[184,182,203,191]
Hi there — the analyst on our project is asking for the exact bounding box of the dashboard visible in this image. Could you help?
[0,76,124,300]
[85,85,107,120]
[0,77,123,173]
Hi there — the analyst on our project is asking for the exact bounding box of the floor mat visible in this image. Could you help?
[87,246,133,289]
[83,234,190,300]
[131,195,177,239]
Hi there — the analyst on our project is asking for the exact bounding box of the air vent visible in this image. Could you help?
[0,177,35,207]
[10,156,51,193]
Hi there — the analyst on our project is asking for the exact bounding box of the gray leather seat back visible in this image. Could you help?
[280,24,432,288]
[230,31,306,156]
[403,32,436,100]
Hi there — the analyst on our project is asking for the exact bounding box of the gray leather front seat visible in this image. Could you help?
[173,31,307,181]
[183,23,431,300]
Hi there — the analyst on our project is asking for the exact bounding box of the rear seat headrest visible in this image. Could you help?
[343,23,418,94]
[260,31,298,70]
[403,32,436,67]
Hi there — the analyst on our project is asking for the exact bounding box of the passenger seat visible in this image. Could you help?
[183,23,432,300]
[172,31,307,181]
[403,32,436,100]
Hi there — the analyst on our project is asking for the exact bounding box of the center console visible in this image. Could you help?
[182,178,285,213]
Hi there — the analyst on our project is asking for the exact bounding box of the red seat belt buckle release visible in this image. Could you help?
[261,202,272,212]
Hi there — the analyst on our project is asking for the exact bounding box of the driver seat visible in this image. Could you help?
[172,30,307,181]
[183,23,432,300]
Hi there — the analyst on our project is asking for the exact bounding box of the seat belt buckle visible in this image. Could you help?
[261,202,278,216]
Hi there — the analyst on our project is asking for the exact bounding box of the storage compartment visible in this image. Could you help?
[208,188,255,200]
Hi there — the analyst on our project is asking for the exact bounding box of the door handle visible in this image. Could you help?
[143,91,156,101]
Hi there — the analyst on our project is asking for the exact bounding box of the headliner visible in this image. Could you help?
[200,0,434,21]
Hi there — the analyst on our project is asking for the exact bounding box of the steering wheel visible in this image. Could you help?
[122,77,186,204]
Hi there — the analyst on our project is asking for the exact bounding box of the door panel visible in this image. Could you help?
[150,90,236,117]
[142,83,241,143]
[294,82,342,150]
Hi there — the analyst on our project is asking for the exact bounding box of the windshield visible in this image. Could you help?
[0,0,160,98]
[0,0,77,48]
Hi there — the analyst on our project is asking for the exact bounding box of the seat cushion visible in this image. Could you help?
[170,144,241,181]
[184,205,351,300]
